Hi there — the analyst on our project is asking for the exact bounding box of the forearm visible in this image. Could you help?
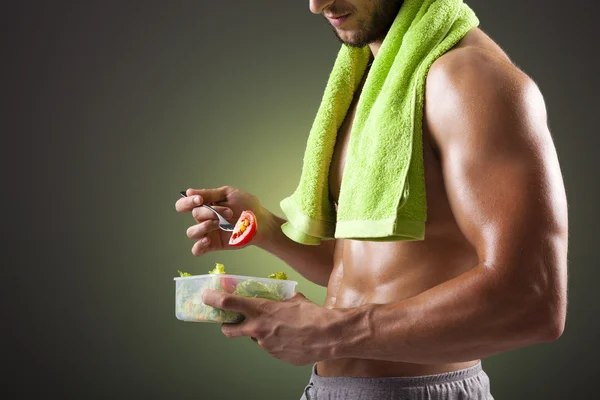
[330,264,564,364]
[255,211,335,287]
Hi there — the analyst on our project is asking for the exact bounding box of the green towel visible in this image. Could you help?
[280,0,479,245]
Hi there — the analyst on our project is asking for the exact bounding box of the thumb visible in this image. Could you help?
[186,186,231,205]
[202,289,268,315]
[289,292,307,301]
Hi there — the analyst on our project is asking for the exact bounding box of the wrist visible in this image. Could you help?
[253,208,281,249]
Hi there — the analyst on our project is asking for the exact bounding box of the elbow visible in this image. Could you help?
[522,291,566,344]
[544,319,565,342]
[504,235,568,343]
[532,258,568,343]
[537,298,566,343]
[499,261,567,344]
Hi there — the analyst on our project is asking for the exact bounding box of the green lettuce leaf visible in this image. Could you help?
[233,280,284,301]
[268,272,287,280]
[208,263,226,275]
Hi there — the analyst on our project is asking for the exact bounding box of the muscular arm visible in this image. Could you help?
[257,212,335,287]
[333,50,569,363]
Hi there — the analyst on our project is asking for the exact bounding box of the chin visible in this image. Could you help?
[344,39,370,48]
[338,32,362,46]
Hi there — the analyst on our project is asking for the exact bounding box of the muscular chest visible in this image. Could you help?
[329,93,360,207]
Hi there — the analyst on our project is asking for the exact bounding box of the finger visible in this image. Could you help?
[192,206,233,222]
[221,321,256,339]
[175,194,204,212]
[191,236,212,256]
[187,219,219,240]
[186,186,230,205]
[202,289,268,314]
[289,292,307,301]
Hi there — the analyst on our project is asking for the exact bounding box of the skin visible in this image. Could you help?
[175,0,568,377]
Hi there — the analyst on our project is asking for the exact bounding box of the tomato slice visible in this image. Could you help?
[220,276,237,294]
[228,210,257,247]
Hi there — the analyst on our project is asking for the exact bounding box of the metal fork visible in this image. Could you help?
[180,191,235,232]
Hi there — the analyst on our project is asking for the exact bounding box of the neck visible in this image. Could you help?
[368,41,382,58]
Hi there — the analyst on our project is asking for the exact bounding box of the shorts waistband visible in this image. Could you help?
[309,362,484,390]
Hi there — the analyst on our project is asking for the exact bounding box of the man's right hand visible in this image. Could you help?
[176,186,335,287]
[175,186,271,256]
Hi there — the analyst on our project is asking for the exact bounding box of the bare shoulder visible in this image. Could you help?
[421,35,568,268]
[424,41,549,152]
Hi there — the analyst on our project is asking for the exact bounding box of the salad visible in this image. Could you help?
[175,263,289,323]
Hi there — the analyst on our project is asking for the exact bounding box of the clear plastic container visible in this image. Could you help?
[174,274,298,323]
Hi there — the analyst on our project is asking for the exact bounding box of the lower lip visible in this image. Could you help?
[329,14,350,27]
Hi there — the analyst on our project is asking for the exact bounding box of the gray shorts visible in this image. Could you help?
[300,362,493,400]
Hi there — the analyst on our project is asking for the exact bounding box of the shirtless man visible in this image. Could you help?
[175,0,568,398]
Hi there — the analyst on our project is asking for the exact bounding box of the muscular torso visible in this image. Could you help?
[318,28,511,377]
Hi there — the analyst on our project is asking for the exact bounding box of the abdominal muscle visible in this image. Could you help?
[316,235,481,378]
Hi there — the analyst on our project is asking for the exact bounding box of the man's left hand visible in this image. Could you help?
[202,289,343,366]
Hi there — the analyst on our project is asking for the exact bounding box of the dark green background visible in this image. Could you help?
[5,1,598,398]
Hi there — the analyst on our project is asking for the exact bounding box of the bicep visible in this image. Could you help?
[428,72,568,278]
